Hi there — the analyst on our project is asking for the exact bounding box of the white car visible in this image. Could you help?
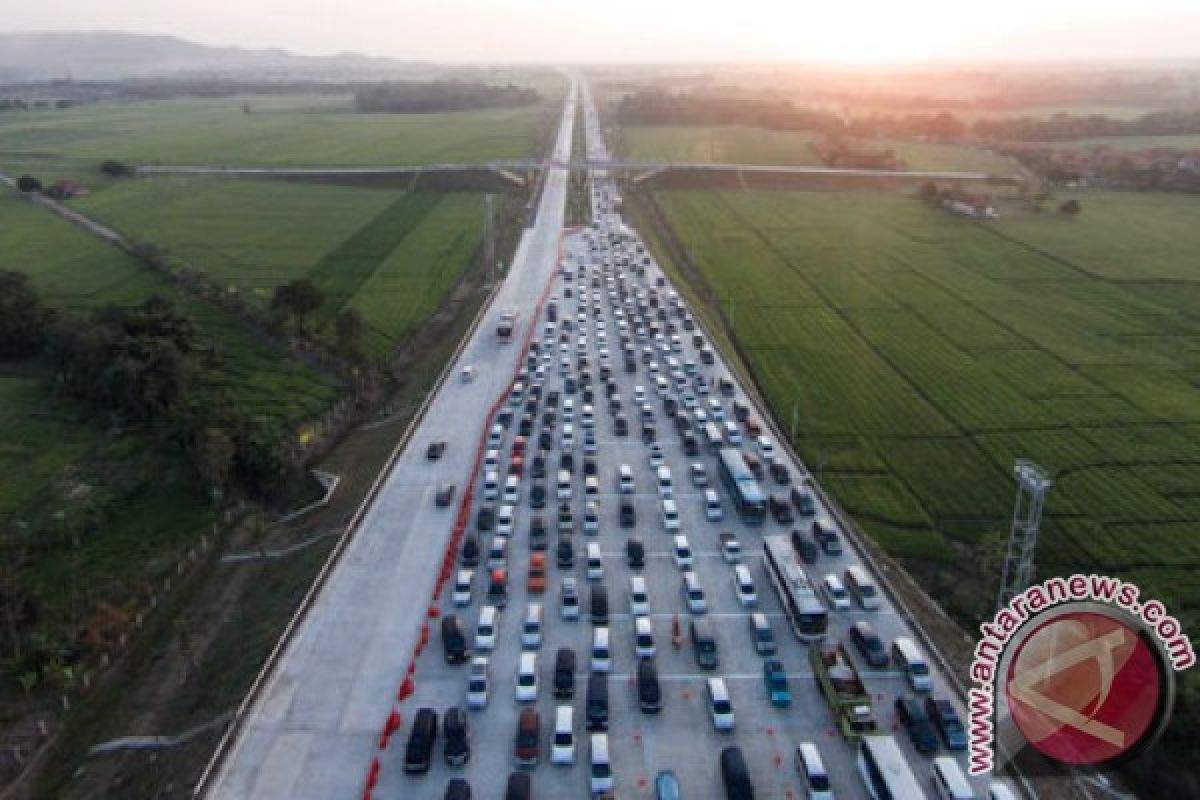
[705,489,723,522]
[681,571,707,614]
[823,574,852,611]
[483,471,500,501]
[758,435,776,459]
[648,443,665,468]
[483,449,500,473]
[466,656,489,709]
[690,463,709,487]
[551,705,576,766]
[497,504,515,536]
[618,465,635,494]
[583,501,600,534]
[719,532,742,563]
[707,678,734,732]
[515,652,538,702]
[561,577,580,620]
[503,475,520,505]
[732,564,758,608]
[633,385,646,403]
[452,569,473,606]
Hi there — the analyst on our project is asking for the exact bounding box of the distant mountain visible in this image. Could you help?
[0,31,427,81]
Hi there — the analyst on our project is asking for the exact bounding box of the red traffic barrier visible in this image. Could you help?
[414,639,424,657]
[427,606,441,619]
[408,661,416,675]
[367,757,380,787]
[398,676,415,700]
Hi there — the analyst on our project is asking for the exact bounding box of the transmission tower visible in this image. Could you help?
[996,459,1053,611]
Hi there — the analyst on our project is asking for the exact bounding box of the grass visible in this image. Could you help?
[617,124,1021,174]
[648,189,1200,630]
[0,93,547,170]
[1047,134,1200,150]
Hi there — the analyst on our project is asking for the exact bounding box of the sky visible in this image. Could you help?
[5,0,1200,63]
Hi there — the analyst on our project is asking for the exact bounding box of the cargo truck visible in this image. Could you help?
[811,642,878,742]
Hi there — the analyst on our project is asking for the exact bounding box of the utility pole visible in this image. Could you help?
[484,193,495,287]
[790,399,799,444]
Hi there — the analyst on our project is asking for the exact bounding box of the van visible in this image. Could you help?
[691,617,719,669]
[637,656,662,713]
[514,707,540,767]
[590,733,614,795]
[403,707,438,773]
[932,757,976,800]
[634,616,656,658]
[704,422,724,452]
[554,647,576,698]
[521,603,543,650]
[892,637,933,692]
[618,464,635,493]
[515,651,538,702]
[748,612,777,655]
[551,705,576,765]
[705,489,723,521]
[850,620,888,668]
[629,575,649,615]
[591,626,611,672]
[556,469,572,500]
[590,583,609,624]
[794,742,832,800]
[487,536,507,570]
[586,542,604,580]
[662,498,681,531]
[845,565,881,610]
[475,606,498,651]
[656,466,673,497]
[732,564,758,608]
[707,678,735,732]
[720,746,754,799]
[442,614,468,664]
[586,673,609,731]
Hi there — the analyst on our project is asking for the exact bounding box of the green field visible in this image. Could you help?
[0,93,548,172]
[618,124,1022,174]
[69,179,484,352]
[648,190,1200,629]
[1048,134,1200,150]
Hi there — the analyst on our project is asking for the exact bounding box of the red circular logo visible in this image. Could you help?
[1006,610,1163,765]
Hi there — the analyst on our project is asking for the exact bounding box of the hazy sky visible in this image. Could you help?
[7,0,1200,63]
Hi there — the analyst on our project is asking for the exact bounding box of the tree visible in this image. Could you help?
[15,175,41,193]
[0,271,54,359]
[193,427,235,494]
[1058,198,1082,217]
[270,279,325,333]
[99,160,134,178]
[334,309,366,360]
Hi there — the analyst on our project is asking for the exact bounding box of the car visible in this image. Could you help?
[560,578,578,625]
[527,554,547,594]
[763,658,791,708]
[707,678,734,732]
[583,501,600,534]
[436,482,457,507]
[503,475,520,505]
[626,536,645,569]
[443,707,470,766]
[554,647,576,698]
[556,535,574,568]
[637,656,662,713]
[822,573,851,610]
[476,505,496,532]
[466,656,489,709]
[619,499,636,528]
[790,486,816,515]
[452,569,473,606]
[719,532,742,563]
[691,617,719,669]
[655,771,682,800]
[769,494,794,524]
[895,694,939,755]
[515,652,538,702]
[850,620,889,668]
[681,570,707,614]
[794,743,833,800]
[648,443,665,468]
[790,529,819,564]
[461,532,480,567]
[403,708,438,773]
[551,705,576,765]
[732,564,758,608]
[513,708,540,767]
[690,462,709,487]
[757,435,776,459]
[672,535,694,569]
[529,516,547,551]
[705,489,723,521]
[426,441,447,460]
[769,459,791,485]
[926,696,969,750]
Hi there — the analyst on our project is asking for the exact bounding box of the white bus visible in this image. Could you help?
[763,535,828,641]
[857,734,927,800]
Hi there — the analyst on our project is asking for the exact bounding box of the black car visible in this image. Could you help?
[556,535,574,568]
[614,414,629,436]
[691,618,719,670]
[586,673,609,731]
[445,778,472,800]
[554,647,576,698]
[403,708,438,774]
[538,431,553,451]
[505,771,531,800]
[619,500,636,528]
[427,441,447,460]
[851,620,889,668]
[436,482,457,508]
[443,707,470,766]
[626,536,645,568]
[720,746,754,800]
[461,532,480,567]
[895,695,939,755]
[925,696,969,750]
[768,494,793,525]
[529,517,547,551]
[637,657,662,713]
[732,401,750,422]
[790,486,816,515]
[625,359,637,374]
[441,615,468,664]
[641,423,657,444]
[531,454,547,479]
[559,452,575,474]
[518,415,533,437]
[663,397,678,417]
[476,505,495,532]
[582,388,594,404]
[769,460,791,485]
[681,433,698,457]
[584,457,598,476]
[789,529,818,564]
[530,481,547,509]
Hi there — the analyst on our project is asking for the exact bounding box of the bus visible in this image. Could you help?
[856,735,926,800]
[717,447,767,524]
[763,535,828,641]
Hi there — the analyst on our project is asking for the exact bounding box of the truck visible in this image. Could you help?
[497,311,518,342]
[810,642,878,742]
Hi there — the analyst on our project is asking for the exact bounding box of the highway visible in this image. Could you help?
[202,78,1014,799]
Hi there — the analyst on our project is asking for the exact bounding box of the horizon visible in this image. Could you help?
[3,0,1200,65]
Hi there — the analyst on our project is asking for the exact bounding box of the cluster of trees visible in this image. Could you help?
[0,271,54,358]
[617,88,1200,144]
[269,278,366,361]
[354,80,540,113]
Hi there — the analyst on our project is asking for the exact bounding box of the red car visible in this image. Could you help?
[508,455,525,477]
